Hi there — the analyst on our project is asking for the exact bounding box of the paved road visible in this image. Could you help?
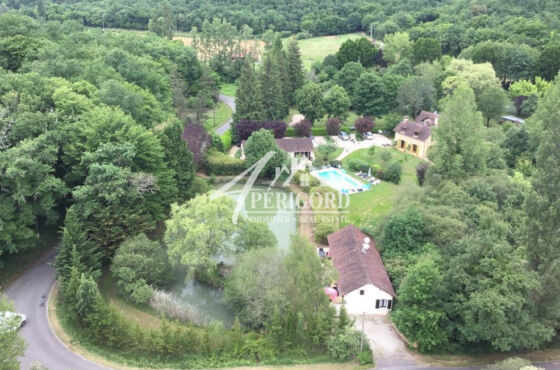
[355,315,560,370]
[5,249,107,370]
[214,94,236,135]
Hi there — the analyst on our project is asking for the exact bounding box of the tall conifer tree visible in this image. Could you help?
[234,57,265,122]
[287,39,305,104]
[524,76,560,330]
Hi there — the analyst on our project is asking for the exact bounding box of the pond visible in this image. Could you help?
[213,183,298,250]
[169,183,298,325]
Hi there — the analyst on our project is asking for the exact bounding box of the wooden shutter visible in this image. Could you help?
[388,300,392,309]
[375,300,380,309]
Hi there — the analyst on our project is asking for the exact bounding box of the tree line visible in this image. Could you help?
[377,76,560,353]
[4,0,560,51]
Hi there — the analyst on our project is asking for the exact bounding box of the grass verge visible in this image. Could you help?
[205,101,233,131]
[219,83,237,96]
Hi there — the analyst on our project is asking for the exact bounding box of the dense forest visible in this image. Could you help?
[1,0,559,46]
[0,12,204,264]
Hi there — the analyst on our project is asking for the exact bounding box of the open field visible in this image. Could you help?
[287,33,367,70]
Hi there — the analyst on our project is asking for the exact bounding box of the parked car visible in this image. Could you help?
[338,131,350,141]
[362,131,374,140]
[0,311,26,331]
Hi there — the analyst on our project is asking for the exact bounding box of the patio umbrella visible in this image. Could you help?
[324,287,338,300]
[367,167,371,178]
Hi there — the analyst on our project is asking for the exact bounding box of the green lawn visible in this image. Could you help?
[315,147,343,162]
[341,148,423,227]
[286,33,365,70]
[205,101,233,130]
[99,272,164,329]
[0,225,60,286]
[220,83,237,96]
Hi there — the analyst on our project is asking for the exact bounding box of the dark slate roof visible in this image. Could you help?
[393,116,433,141]
[275,138,314,153]
[328,225,396,297]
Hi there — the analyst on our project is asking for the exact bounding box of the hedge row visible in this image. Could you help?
[285,125,352,137]
[205,150,246,175]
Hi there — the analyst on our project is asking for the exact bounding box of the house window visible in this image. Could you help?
[412,144,418,153]
[400,140,405,148]
[359,289,365,295]
[375,299,392,309]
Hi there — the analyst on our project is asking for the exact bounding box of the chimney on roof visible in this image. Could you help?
[362,237,370,254]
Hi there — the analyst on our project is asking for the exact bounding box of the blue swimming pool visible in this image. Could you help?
[313,168,370,193]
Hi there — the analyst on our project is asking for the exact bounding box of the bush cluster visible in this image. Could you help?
[314,223,337,244]
[205,149,247,175]
[348,158,370,172]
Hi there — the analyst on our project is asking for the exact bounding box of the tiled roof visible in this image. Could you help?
[416,111,440,124]
[393,117,432,141]
[328,225,396,297]
[275,138,314,153]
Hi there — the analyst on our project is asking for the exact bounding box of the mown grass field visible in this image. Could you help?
[288,33,366,70]
[205,101,233,130]
[341,148,422,227]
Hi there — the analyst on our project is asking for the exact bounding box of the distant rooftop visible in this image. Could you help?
[501,116,525,124]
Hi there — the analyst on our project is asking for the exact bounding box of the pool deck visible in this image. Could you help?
[311,167,371,194]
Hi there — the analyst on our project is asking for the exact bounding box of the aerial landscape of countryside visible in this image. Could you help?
[1,0,560,369]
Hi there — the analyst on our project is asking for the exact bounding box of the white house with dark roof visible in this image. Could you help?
[327,225,396,315]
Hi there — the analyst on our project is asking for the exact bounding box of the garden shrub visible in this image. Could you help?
[310,126,327,136]
[325,117,341,135]
[355,116,375,133]
[347,158,370,172]
[111,233,172,304]
[285,126,296,137]
[294,171,320,192]
[326,327,368,360]
[294,119,312,137]
[188,176,210,196]
[357,348,374,365]
[220,130,232,151]
[210,133,225,152]
[315,223,337,244]
[330,160,342,167]
[205,149,246,175]
[384,161,402,184]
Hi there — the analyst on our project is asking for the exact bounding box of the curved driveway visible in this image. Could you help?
[5,249,107,370]
[214,94,236,135]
